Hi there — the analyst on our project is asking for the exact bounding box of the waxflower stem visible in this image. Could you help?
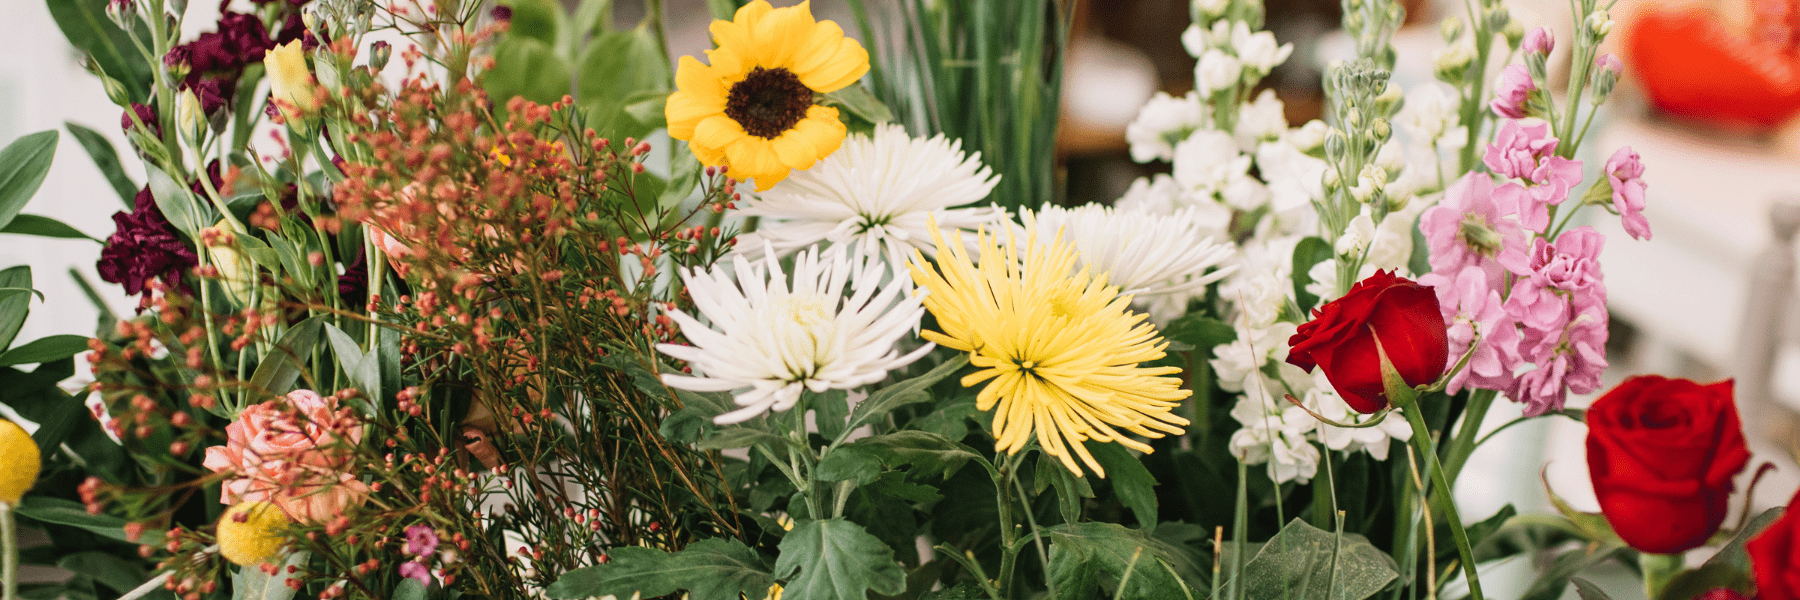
[1400,404,1484,600]
[2,503,17,600]
[1640,552,1682,599]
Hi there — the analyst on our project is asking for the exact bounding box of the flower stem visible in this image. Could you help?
[1400,405,1484,600]
[1640,552,1682,599]
[2,503,18,600]
[993,452,1022,598]
[1440,388,1496,484]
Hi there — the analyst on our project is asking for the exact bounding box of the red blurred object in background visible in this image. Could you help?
[1627,5,1800,128]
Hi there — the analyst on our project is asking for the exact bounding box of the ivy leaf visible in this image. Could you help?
[773,518,906,600]
[1237,518,1397,600]
[544,547,680,599]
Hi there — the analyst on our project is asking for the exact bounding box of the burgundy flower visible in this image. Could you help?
[121,103,160,138]
[189,78,233,116]
[338,250,368,307]
[166,11,274,84]
[98,189,197,299]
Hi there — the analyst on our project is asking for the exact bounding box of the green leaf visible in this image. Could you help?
[1655,564,1751,600]
[1043,521,1201,600]
[821,85,894,125]
[485,37,573,107]
[323,323,379,397]
[774,518,906,600]
[570,0,613,40]
[15,496,163,545]
[2,214,99,242]
[0,266,31,351]
[0,335,91,366]
[545,547,681,599]
[1291,236,1333,314]
[1705,507,1783,573]
[668,538,777,600]
[1084,441,1158,527]
[845,355,969,433]
[695,426,786,451]
[65,122,137,207]
[1519,544,1628,600]
[231,552,307,600]
[1572,578,1618,600]
[812,388,850,442]
[56,551,148,594]
[1236,518,1397,600]
[248,316,325,399]
[816,445,883,485]
[391,578,428,600]
[840,430,980,480]
[1159,314,1236,355]
[46,0,151,103]
[498,0,566,48]
[576,27,671,139]
[911,395,980,439]
[146,165,206,238]
[0,131,59,231]
[1037,450,1093,524]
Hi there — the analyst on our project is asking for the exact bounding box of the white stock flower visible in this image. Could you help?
[1023,204,1237,300]
[1234,89,1287,152]
[1192,0,1230,20]
[1335,212,1376,255]
[1127,91,1209,163]
[1366,207,1419,271]
[733,124,1005,270]
[1173,129,1252,196]
[658,247,933,424]
[1256,138,1327,212]
[1304,372,1412,460]
[1227,375,1320,483]
[1396,82,1462,145]
[1288,120,1329,152]
[1195,49,1243,96]
[1232,23,1293,75]
[1210,321,1298,392]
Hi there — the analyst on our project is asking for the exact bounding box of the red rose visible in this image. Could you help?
[1587,376,1750,554]
[1286,270,1448,413]
[1750,489,1800,600]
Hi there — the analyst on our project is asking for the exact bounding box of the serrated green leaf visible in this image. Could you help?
[2,214,99,241]
[696,427,786,451]
[816,445,883,485]
[1084,441,1158,527]
[0,335,90,366]
[910,394,979,439]
[1037,450,1092,525]
[774,519,906,600]
[544,547,681,599]
[841,430,980,480]
[812,388,850,442]
[845,355,969,433]
[248,316,325,400]
[1291,236,1333,313]
[669,538,777,600]
[0,131,58,231]
[1237,518,1397,600]
[64,122,137,207]
[1044,521,1200,600]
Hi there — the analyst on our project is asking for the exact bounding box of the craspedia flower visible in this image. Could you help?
[665,0,869,191]
[909,225,1192,477]
[217,501,292,567]
[0,418,40,505]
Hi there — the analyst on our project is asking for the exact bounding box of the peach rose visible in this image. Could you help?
[203,390,368,522]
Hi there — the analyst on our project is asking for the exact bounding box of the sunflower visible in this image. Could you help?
[909,224,1192,477]
[665,0,869,191]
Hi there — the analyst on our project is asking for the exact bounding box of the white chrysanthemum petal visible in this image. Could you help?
[734,124,1008,270]
[658,246,929,425]
[1022,204,1237,300]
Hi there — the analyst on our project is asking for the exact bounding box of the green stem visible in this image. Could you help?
[1400,404,1484,600]
[1640,552,1682,600]
[1229,459,1248,600]
[994,452,1022,598]
[2,503,17,600]
[1440,388,1496,484]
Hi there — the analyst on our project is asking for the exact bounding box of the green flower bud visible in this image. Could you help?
[1441,16,1465,43]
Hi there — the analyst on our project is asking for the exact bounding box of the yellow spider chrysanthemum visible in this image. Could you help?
[0,418,39,505]
[217,502,293,567]
[665,0,869,191]
[909,224,1192,477]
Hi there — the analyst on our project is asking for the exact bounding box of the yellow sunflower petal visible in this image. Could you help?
[786,106,846,155]
[750,1,813,69]
[793,31,870,93]
[726,137,788,190]
[704,45,751,81]
[693,114,746,158]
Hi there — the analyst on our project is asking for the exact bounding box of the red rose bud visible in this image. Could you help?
[1751,489,1800,600]
[1587,376,1750,554]
[1695,589,1750,600]
[1286,270,1448,413]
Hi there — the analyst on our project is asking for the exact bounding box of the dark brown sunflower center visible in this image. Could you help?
[726,67,814,139]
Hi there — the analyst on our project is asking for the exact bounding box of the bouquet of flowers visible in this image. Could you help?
[0,0,1788,599]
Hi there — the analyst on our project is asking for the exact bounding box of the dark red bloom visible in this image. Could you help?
[1751,489,1800,600]
[1695,589,1750,600]
[98,188,197,299]
[1286,270,1448,413]
[1588,376,1750,554]
[338,250,368,307]
[121,103,160,138]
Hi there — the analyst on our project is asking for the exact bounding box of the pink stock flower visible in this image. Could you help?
[1604,146,1651,240]
[1504,227,1610,415]
[1483,120,1583,232]
[1523,27,1554,56]
[1419,172,1531,278]
[202,390,368,523]
[1418,266,1521,394]
[1490,64,1536,119]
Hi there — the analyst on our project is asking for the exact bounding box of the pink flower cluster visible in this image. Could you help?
[400,524,439,585]
[1419,120,1644,415]
[202,390,368,522]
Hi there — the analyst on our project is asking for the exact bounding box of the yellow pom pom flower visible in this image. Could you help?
[0,418,38,505]
[665,0,869,191]
[217,502,292,567]
[908,224,1192,477]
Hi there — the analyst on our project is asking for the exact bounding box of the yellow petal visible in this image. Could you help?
[674,55,725,99]
[694,115,746,152]
[789,106,846,156]
[666,90,726,140]
[0,419,39,504]
[705,46,750,81]
[751,1,813,69]
[796,38,870,93]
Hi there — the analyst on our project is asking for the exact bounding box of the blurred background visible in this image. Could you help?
[7,0,1800,597]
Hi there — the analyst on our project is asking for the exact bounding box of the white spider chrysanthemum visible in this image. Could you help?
[657,246,933,424]
[1021,204,1237,300]
[733,124,1006,270]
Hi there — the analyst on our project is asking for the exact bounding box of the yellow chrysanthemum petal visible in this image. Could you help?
[666,0,868,188]
[909,222,1192,478]
[0,418,39,505]
[217,502,293,567]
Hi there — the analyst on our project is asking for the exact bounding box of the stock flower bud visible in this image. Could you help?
[206,226,255,306]
[217,502,292,567]
[175,89,206,145]
[1585,10,1614,37]
[1440,16,1464,42]
[1522,26,1554,56]
[1590,53,1623,105]
[1434,40,1475,83]
[1290,120,1329,152]
[1191,0,1229,21]
[1502,20,1525,50]
[369,41,392,72]
[0,418,40,505]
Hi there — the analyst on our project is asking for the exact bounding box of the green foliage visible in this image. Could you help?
[545,539,776,600]
[0,131,59,232]
[145,165,207,238]
[46,0,152,104]
[247,316,325,400]
[1037,450,1093,525]
[1160,314,1237,356]
[545,547,682,599]
[15,497,162,546]
[0,335,91,367]
[1234,518,1397,600]
[1290,236,1334,313]
[1043,521,1203,599]
[844,355,969,435]
[485,38,574,106]
[63,122,135,207]
[1518,544,1630,600]
[2,215,98,242]
[577,27,670,141]
[1572,578,1618,600]
[774,519,907,600]
[231,552,308,600]
[1084,442,1159,528]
